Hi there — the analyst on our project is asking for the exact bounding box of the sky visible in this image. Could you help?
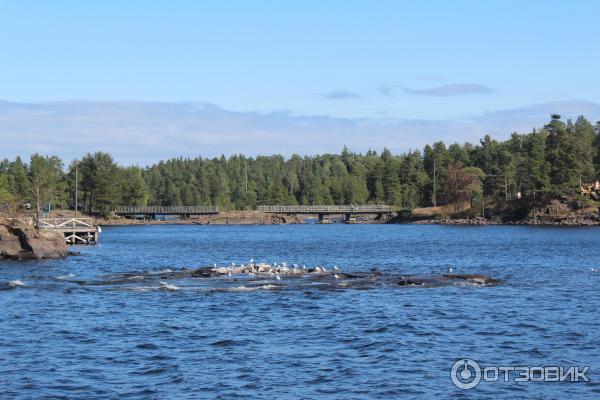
[1,1,599,164]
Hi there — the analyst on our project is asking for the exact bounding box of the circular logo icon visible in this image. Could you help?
[451,358,482,389]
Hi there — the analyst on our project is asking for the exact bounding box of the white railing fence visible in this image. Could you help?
[257,205,392,213]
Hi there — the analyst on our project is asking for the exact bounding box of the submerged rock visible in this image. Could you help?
[96,262,501,293]
[0,221,67,260]
[443,273,501,285]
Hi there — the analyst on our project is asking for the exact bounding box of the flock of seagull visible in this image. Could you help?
[207,260,598,278]
[209,259,344,280]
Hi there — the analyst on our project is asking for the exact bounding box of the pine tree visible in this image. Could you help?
[29,154,63,222]
[8,156,30,202]
[120,167,149,206]
[572,116,596,183]
[0,172,14,210]
[594,121,600,179]
[544,114,579,196]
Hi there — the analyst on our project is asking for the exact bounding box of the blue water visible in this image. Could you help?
[1,224,599,399]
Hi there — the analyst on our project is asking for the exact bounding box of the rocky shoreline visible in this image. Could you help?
[97,214,600,226]
[1,210,598,262]
[0,218,68,260]
[407,215,600,226]
[100,262,501,291]
[5,210,600,231]
[90,211,600,227]
[96,211,305,226]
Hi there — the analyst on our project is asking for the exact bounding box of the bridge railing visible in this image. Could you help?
[38,218,95,229]
[112,206,219,214]
[6,217,96,229]
[257,205,392,213]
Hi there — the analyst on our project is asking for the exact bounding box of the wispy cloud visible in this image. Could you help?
[404,83,496,97]
[377,85,397,98]
[321,89,361,100]
[0,100,598,165]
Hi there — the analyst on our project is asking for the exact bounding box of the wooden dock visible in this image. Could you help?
[7,217,100,245]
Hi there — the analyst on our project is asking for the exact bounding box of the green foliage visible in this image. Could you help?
[29,154,64,220]
[573,116,597,183]
[593,121,600,178]
[76,152,121,212]
[120,167,150,206]
[7,157,30,201]
[442,161,485,213]
[545,115,580,196]
[0,172,15,209]
[0,114,597,217]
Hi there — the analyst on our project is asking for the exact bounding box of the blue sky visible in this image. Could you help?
[1,1,599,163]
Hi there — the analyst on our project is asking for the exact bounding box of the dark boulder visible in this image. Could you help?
[0,221,67,260]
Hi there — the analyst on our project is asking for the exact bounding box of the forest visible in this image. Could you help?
[1,114,600,219]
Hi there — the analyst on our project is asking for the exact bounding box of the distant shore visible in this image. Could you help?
[97,212,600,227]
[5,210,599,227]
[96,211,306,226]
[405,216,600,226]
[96,211,386,226]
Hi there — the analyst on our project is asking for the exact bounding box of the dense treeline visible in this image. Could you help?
[1,114,599,218]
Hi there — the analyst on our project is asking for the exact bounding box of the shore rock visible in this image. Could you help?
[0,221,67,260]
[94,211,306,225]
[408,216,600,226]
[187,211,305,225]
[521,216,600,226]
[411,217,494,225]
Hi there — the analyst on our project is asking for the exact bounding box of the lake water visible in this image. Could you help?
[1,224,599,399]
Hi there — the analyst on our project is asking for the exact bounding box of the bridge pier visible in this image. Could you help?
[257,205,393,224]
[64,229,100,245]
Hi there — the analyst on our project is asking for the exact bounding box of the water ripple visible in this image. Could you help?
[1,224,599,399]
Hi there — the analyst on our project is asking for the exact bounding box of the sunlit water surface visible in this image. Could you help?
[1,224,599,399]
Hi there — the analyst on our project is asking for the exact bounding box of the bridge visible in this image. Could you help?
[7,217,100,245]
[109,204,392,222]
[257,205,393,222]
[111,206,219,217]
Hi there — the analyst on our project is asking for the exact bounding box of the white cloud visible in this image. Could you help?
[320,89,362,100]
[0,100,598,165]
[404,83,496,96]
